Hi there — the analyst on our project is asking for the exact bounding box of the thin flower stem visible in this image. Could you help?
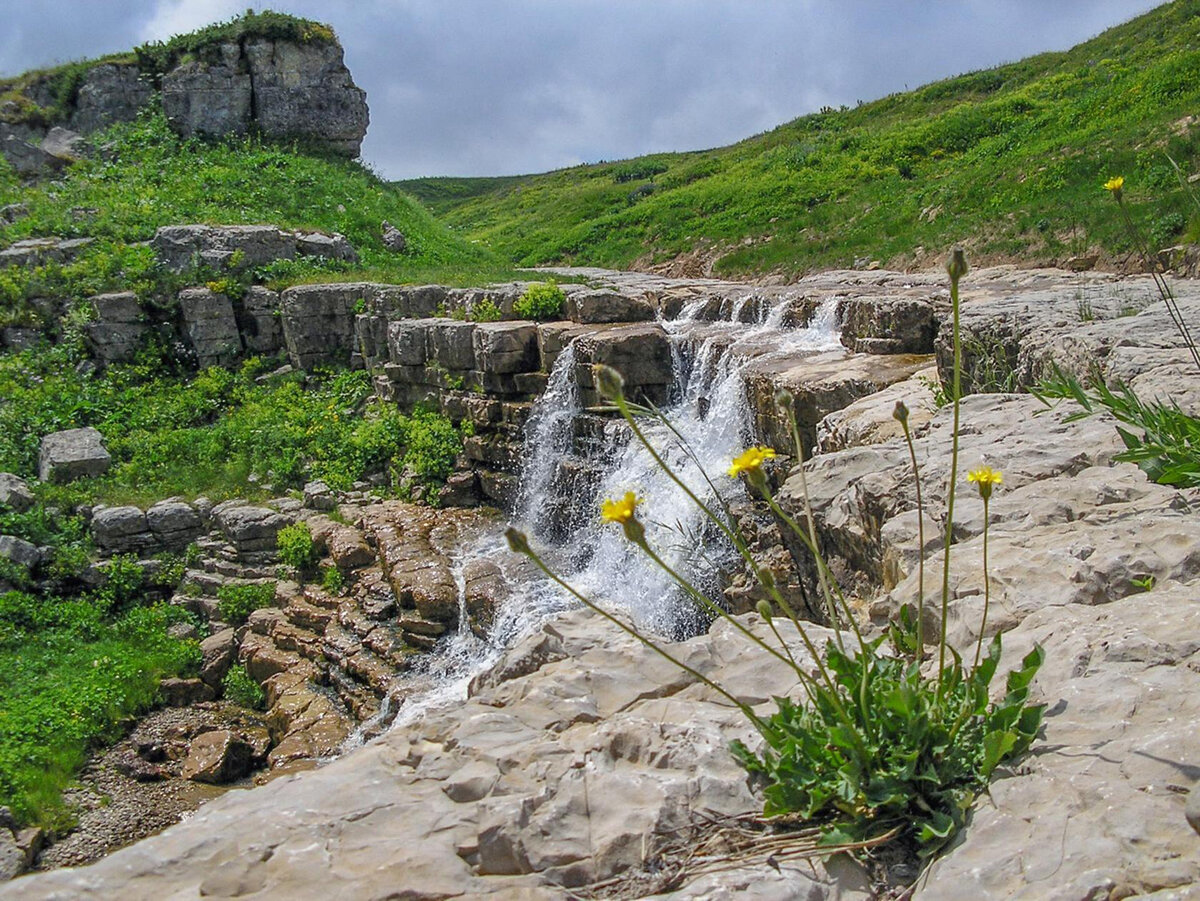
[764,616,818,706]
[516,539,770,734]
[781,404,844,639]
[938,264,964,698]
[1115,195,1200,371]
[760,489,866,653]
[900,417,926,655]
[973,497,991,669]
[634,537,836,702]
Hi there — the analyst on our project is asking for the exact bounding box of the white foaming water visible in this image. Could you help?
[371,291,843,732]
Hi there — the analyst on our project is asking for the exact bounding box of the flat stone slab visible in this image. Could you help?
[37,427,111,483]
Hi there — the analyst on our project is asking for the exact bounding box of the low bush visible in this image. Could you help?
[513,281,565,320]
[277,523,318,575]
[215,581,276,624]
[222,664,265,710]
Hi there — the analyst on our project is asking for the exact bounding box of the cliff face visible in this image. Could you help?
[0,32,369,164]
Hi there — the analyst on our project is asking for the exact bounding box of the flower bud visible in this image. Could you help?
[593,364,625,400]
[946,247,969,283]
[774,388,795,412]
[892,400,909,425]
[505,527,531,555]
[621,517,646,545]
[756,600,773,621]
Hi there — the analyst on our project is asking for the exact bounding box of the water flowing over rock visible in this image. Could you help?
[8,265,1200,897]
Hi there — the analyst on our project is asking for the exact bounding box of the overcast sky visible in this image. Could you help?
[0,0,1164,180]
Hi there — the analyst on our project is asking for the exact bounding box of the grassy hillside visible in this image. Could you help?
[397,175,534,217]
[421,0,1200,276]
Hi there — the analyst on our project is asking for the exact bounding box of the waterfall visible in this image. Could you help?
[378,292,842,729]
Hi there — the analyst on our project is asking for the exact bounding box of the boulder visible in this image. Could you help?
[0,535,40,571]
[39,127,87,162]
[214,505,290,556]
[179,729,253,784]
[836,295,938,354]
[146,500,204,549]
[0,134,65,178]
[573,323,673,404]
[565,290,656,324]
[325,525,375,572]
[91,505,155,554]
[84,291,146,364]
[0,828,24,881]
[472,321,539,374]
[159,677,217,707]
[177,287,242,368]
[302,480,337,512]
[0,473,34,513]
[38,427,111,483]
[745,351,933,455]
[381,221,407,253]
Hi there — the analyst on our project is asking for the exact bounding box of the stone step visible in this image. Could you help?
[271,620,325,663]
[343,647,395,697]
[326,668,381,722]
[285,596,337,633]
[183,570,226,597]
[322,621,362,667]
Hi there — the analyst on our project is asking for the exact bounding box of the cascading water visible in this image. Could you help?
[379,290,842,730]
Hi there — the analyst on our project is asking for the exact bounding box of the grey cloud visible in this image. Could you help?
[0,0,1163,180]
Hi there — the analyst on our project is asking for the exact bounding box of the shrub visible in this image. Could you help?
[320,564,345,594]
[221,664,265,710]
[95,553,144,614]
[215,581,276,624]
[470,296,504,322]
[514,281,565,321]
[277,523,319,575]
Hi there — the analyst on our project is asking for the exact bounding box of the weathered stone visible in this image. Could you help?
[574,323,673,403]
[746,351,933,455]
[84,291,146,363]
[146,500,203,549]
[162,42,252,140]
[536,321,594,372]
[0,236,92,268]
[178,287,242,368]
[39,127,87,162]
[837,295,938,354]
[381,220,407,253]
[386,319,428,366]
[237,286,283,354]
[325,525,375,572]
[816,365,939,454]
[473,321,539,374]
[214,505,290,555]
[0,829,24,881]
[0,535,39,571]
[1188,785,1200,837]
[244,38,369,157]
[68,62,152,133]
[1,327,42,351]
[437,471,480,508]
[280,283,374,369]
[565,289,656,324]
[159,677,217,707]
[179,729,253,784]
[0,474,34,513]
[478,470,519,507]
[294,231,357,262]
[427,319,477,370]
[302,480,337,511]
[91,505,154,553]
[38,427,111,483]
[0,134,65,177]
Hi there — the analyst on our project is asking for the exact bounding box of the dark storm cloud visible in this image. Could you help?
[0,0,1164,179]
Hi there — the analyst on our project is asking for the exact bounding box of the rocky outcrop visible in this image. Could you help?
[1,31,367,166]
[0,474,34,513]
[83,292,146,364]
[151,225,356,275]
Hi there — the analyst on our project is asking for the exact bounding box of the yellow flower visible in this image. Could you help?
[1103,175,1124,194]
[601,491,640,524]
[728,446,777,478]
[967,466,1003,500]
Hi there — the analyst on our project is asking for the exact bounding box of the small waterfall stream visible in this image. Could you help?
[378,292,843,730]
